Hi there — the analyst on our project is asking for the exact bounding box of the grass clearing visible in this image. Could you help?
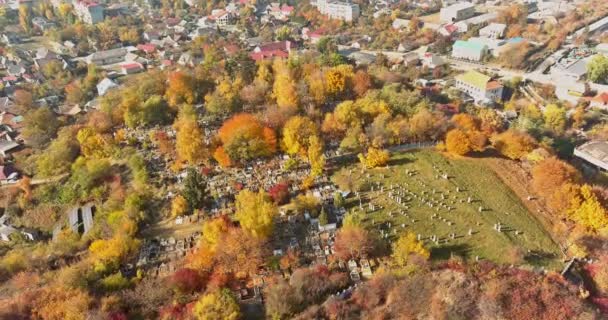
[333,149,563,269]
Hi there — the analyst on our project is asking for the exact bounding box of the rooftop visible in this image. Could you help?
[453,40,487,52]
[456,70,491,89]
[574,141,608,170]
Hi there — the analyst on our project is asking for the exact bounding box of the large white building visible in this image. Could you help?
[451,40,488,61]
[440,2,475,23]
[312,0,360,22]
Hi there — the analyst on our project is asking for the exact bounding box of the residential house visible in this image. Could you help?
[267,3,294,20]
[74,0,104,24]
[0,165,19,183]
[311,0,360,22]
[590,92,608,110]
[121,62,144,74]
[250,41,292,61]
[451,40,488,61]
[455,12,497,33]
[85,47,128,65]
[177,52,203,67]
[421,52,446,69]
[392,18,411,30]
[438,24,459,38]
[308,29,327,44]
[97,77,118,96]
[440,2,475,23]
[574,141,608,171]
[455,70,503,102]
[479,23,506,39]
[207,9,234,27]
[550,57,589,81]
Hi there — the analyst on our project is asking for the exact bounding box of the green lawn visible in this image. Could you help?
[333,150,563,269]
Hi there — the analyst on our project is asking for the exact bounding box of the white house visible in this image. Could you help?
[451,40,488,61]
[440,2,475,23]
[574,141,608,171]
[96,77,118,96]
[421,52,446,69]
[312,0,360,22]
[479,23,506,39]
[455,70,503,102]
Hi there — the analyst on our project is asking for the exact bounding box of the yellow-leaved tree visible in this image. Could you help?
[235,189,277,239]
[568,185,608,233]
[174,105,206,165]
[491,129,537,160]
[307,135,325,177]
[391,232,430,266]
[192,289,241,320]
[170,195,188,217]
[358,147,390,168]
[282,116,319,156]
[272,59,298,109]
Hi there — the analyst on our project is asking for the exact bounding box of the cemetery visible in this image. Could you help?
[333,149,563,268]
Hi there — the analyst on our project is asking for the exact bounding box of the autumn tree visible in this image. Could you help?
[358,147,390,168]
[192,289,240,320]
[204,77,243,116]
[307,135,325,177]
[31,285,92,320]
[272,59,298,109]
[445,129,472,156]
[391,232,430,266]
[325,65,352,98]
[166,71,196,109]
[76,127,116,158]
[532,157,581,200]
[201,216,232,249]
[235,189,277,239]
[217,113,276,162]
[568,185,608,233]
[23,107,61,147]
[214,228,265,276]
[353,70,372,97]
[543,104,567,133]
[171,195,188,217]
[169,268,206,294]
[174,105,206,165]
[333,226,375,260]
[492,129,536,160]
[36,126,80,177]
[282,116,319,156]
[89,234,140,273]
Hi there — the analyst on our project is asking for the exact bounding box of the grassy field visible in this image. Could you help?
[333,150,563,269]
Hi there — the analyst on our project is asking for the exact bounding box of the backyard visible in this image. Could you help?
[333,149,563,269]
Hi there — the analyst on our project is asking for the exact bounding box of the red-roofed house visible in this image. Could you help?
[121,62,144,74]
[439,24,459,37]
[250,41,292,61]
[591,92,608,110]
[309,29,326,44]
[267,3,294,20]
[137,43,157,55]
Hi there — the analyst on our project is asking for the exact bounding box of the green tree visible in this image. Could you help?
[36,127,80,177]
[181,168,208,212]
[23,107,61,148]
[587,54,608,84]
